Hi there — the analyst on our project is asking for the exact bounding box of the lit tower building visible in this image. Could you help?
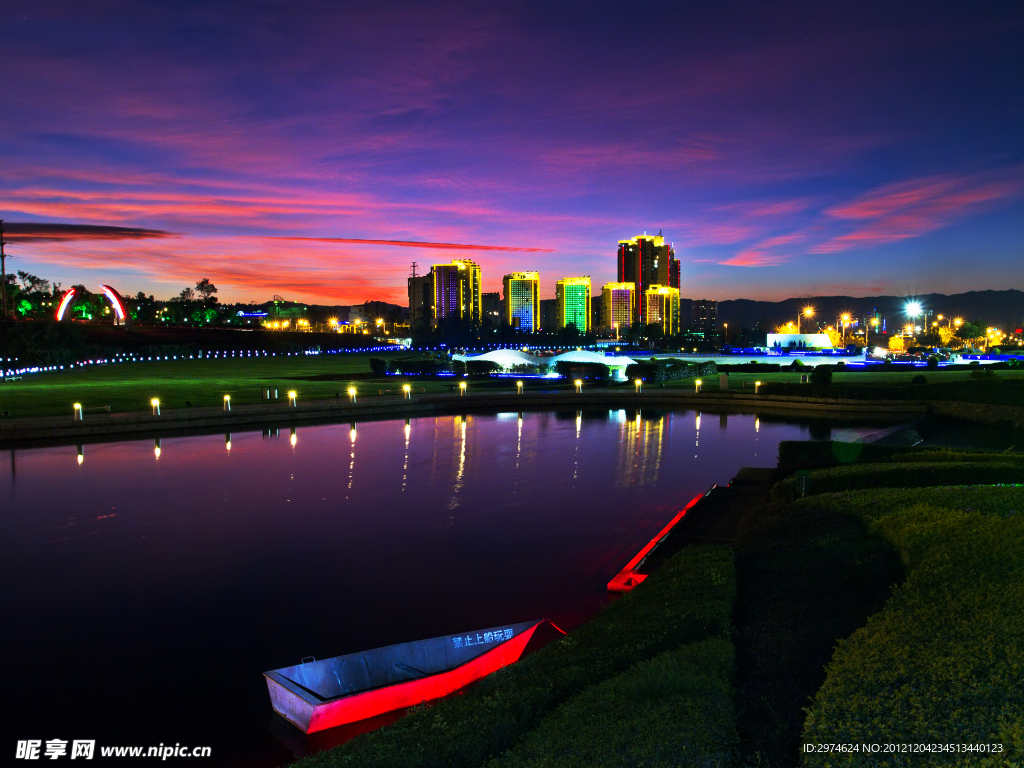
[430,259,481,325]
[644,285,680,335]
[617,232,680,326]
[556,276,591,332]
[503,271,540,331]
[600,282,635,332]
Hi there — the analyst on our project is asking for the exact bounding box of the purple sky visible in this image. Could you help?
[2,1,1023,305]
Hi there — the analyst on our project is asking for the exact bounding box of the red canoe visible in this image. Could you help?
[265,620,543,733]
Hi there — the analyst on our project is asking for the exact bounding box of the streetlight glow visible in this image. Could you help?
[905,301,922,318]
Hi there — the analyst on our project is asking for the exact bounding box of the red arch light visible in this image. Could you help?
[55,288,77,321]
[99,285,127,321]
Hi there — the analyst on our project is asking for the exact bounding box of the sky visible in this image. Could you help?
[2,1,1023,305]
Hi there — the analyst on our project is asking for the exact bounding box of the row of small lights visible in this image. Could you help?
[1,346,402,379]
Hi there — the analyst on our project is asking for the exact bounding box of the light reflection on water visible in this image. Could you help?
[2,410,829,766]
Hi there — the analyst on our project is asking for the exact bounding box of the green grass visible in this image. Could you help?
[487,639,737,768]
[297,545,736,768]
[799,490,1024,766]
[0,353,532,417]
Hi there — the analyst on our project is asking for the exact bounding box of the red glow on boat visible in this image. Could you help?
[300,621,541,733]
[607,490,707,593]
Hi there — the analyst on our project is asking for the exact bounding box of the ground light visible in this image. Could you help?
[574,379,583,393]
[516,381,523,394]
[634,379,642,393]
[403,384,411,399]
[459,382,467,395]
[288,391,297,407]
[73,403,82,421]
[223,395,231,411]
[695,379,702,393]
[755,380,762,393]
[150,398,160,416]
[348,387,357,403]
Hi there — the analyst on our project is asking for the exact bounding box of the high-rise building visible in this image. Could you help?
[555,276,591,333]
[617,233,679,325]
[691,299,718,340]
[600,282,635,332]
[481,291,501,325]
[430,259,481,325]
[540,298,558,330]
[503,271,540,331]
[591,294,603,333]
[644,285,680,335]
[408,272,433,331]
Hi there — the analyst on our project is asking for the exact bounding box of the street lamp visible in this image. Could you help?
[150,398,160,416]
[287,390,297,407]
[348,386,357,403]
[516,381,524,394]
[459,381,467,396]
[403,383,411,400]
[840,314,851,345]
[574,379,583,393]
[695,379,703,393]
[223,394,231,411]
[798,306,814,333]
[635,378,642,393]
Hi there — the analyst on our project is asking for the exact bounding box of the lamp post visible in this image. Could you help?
[574,379,583,393]
[695,379,702,393]
[223,395,231,411]
[635,378,642,393]
[798,306,814,333]
[150,398,160,416]
[402,383,411,400]
[516,381,523,394]
[755,380,761,394]
[348,387,357,403]
[287,391,297,407]
[459,381,467,396]
[73,403,83,421]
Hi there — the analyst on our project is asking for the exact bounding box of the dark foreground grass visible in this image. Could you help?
[800,490,1024,767]
[488,638,737,768]
[298,545,735,768]
[731,492,903,767]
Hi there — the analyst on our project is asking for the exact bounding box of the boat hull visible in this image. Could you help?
[267,620,542,733]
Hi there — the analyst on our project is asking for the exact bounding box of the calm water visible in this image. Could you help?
[1,410,853,766]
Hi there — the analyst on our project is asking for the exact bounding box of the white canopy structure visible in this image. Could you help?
[452,349,637,379]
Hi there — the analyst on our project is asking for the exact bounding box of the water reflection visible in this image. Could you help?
[615,412,667,488]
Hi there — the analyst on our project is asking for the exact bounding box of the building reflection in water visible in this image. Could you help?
[615,411,668,488]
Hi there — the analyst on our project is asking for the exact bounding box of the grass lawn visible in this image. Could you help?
[7,353,1020,419]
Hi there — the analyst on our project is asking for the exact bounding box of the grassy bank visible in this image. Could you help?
[798,487,1024,766]
[298,545,736,768]
[489,638,736,768]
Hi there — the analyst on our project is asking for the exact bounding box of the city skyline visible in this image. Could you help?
[2,2,1023,305]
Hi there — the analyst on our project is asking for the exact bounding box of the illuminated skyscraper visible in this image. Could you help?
[556,276,591,332]
[430,259,481,325]
[600,282,635,331]
[503,271,540,331]
[644,285,680,335]
[617,233,679,325]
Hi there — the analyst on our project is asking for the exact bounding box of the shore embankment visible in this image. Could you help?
[0,390,928,448]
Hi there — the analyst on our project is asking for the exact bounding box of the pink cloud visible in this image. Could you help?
[811,170,1023,253]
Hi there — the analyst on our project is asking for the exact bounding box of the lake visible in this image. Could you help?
[1,409,868,766]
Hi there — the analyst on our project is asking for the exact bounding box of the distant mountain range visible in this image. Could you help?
[712,289,1024,331]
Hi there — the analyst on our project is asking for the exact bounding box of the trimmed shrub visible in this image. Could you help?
[368,357,390,375]
[554,361,610,381]
[771,461,1024,502]
[809,365,833,385]
[466,360,500,377]
[802,500,1024,762]
[911,374,927,385]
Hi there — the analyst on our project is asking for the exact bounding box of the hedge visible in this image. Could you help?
[759,379,1024,407]
[488,639,736,768]
[625,359,718,382]
[771,461,1024,502]
[802,497,1024,766]
[299,546,736,768]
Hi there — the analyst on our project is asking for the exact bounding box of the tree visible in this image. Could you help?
[195,278,218,303]
[17,271,50,294]
[888,335,905,352]
[179,287,195,303]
